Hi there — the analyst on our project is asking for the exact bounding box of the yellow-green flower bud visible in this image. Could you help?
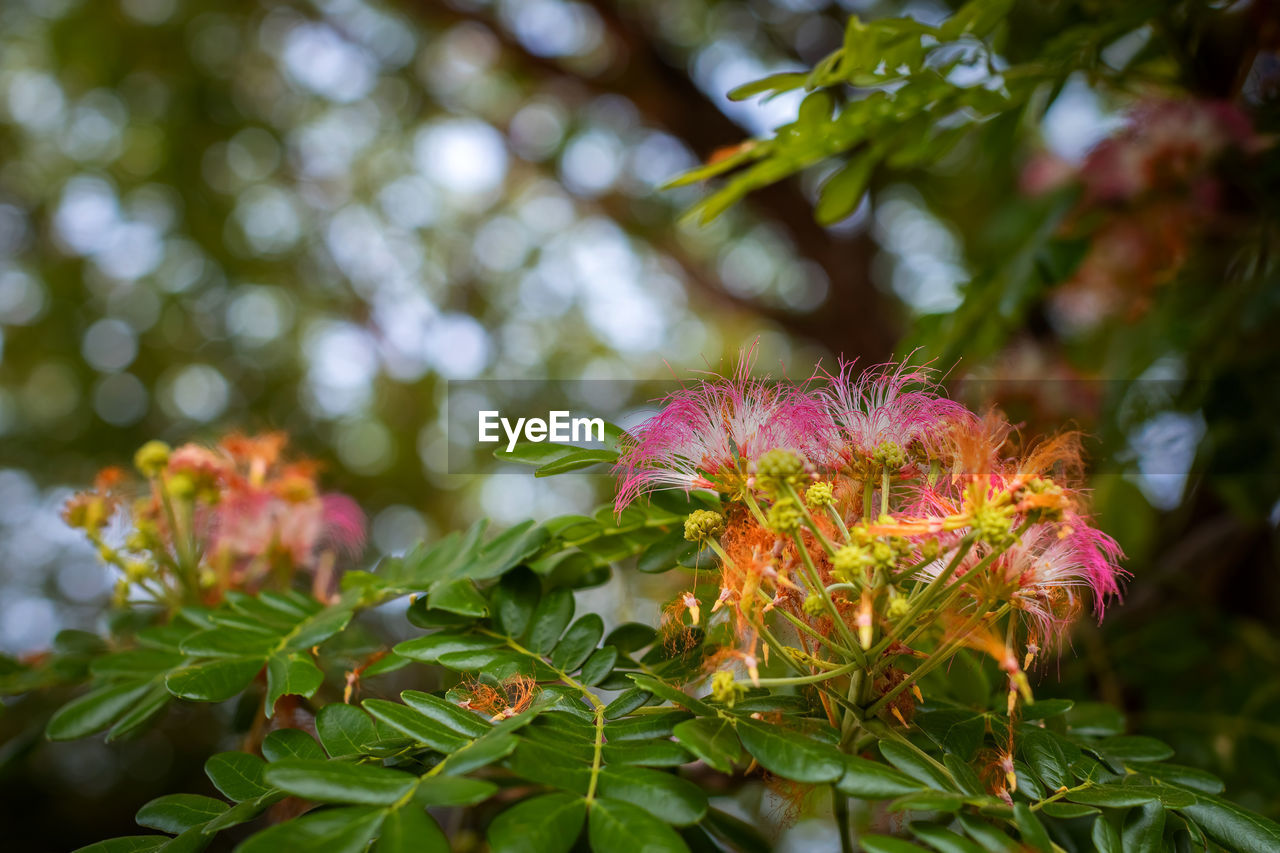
[765,497,802,533]
[684,509,726,542]
[124,561,150,582]
[199,568,217,589]
[755,449,806,496]
[710,670,745,707]
[112,579,130,607]
[134,440,171,478]
[802,593,826,617]
[805,481,835,508]
[873,441,907,470]
[886,596,910,621]
[832,545,865,574]
[167,472,195,500]
[973,503,1017,548]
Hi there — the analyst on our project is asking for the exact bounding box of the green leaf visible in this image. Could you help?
[427,578,490,617]
[838,755,924,798]
[203,797,279,834]
[165,658,261,702]
[908,822,984,853]
[71,838,167,853]
[815,150,876,225]
[535,448,617,477]
[860,836,930,853]
[636,531,700,574]
[578,646,618,686]
[508,739,592,792]
[283,605,355,651]
[90,649,184,678]
[263,759,417,806]
[1122,802,1165,853]
[596,765,707,825]
[265,653,324,716]
[1067,784,1192,808]
[889,792,966,813]
[672,718,742,775]
[466,520,551,583]
[106,683,172,742]
[956,813,1021,852]
[496,441,583,466]
[942,754,984,797]
[262,728,325,761]
[1131,761,1224,794]
[394,631,504,663]
[413,776,498,807]
[400,690,492,737]
[602,739,692,767]
[915,710,985,760]
[603,687,652,720]
[727,72,808,101]
[237,806,384,853]
[1019,729,1071,791]
[1065,703,1125,736]
[205,751,271,802]
[605,711,691,742]
[1094,735,1174,764]
[488,792,587,853]
[703,808,772,853]
[1013,804,1051,852]
[628,675,715,716]
[1092,816,1122,853]
[878,741,953,792]
[135,794,228,834]
[736,719,844,783]
[551,614,605,672]
[362,698,470,753]
[316,703,379,757]
[1177,792,1280,853]
[440,730,519,775]
[526,587,575,654]
[47,680,153,740]
[491,568,541,637]
[589,797,690,853]
[605,623,657,653]
[179,629,276,658]
[1039,802,1099,818]
[375,807,449,853]
[1021,699,1073,721]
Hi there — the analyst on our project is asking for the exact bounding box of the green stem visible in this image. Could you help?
[866,604,1010,717]
[834,789,853,853]
[792,533,864,664]
[733,659,862,688]
[880,466,890,517]
[868,533,978,659]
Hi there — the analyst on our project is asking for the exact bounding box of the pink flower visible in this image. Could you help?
[823,360,972,460]
[614,358,836,511]
[916,516,1124,647]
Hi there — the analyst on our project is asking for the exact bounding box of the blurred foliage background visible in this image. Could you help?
[0,0,1277,849]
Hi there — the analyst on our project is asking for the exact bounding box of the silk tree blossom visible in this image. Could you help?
[614,363,836,511]
[64,433,366,608]
[823,360,973,461]
[917,516,1125,651]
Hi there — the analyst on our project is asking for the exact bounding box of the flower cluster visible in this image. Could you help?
[64,433,365,608]
[1023,98,1265,326]
[616,358,1124,761]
